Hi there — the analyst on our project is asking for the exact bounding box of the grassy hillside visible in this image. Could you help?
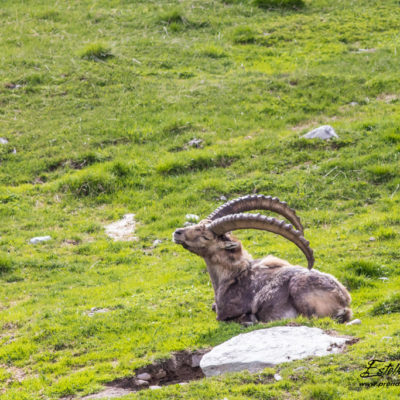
[1,0,400,398]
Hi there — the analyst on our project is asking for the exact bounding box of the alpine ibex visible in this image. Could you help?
[173,195,352,324]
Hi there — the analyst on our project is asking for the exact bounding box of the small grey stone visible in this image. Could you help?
[187,138,203,148]
[178,382,188,386]
[356,48,376,53]
[12,148,17,154]
[369,237,376,241]
[219,195,227,201]
[274,373,282,381]
[152,239,162,247]
[29,236,52,244]
[185,214,199,222]
[346,319,361,326]
[0,138,8,144]
[149,385,161,390]
[191,354,203,368]
[135,379,149,386]
[184,221,195,227]
[302,125,338,140]
[154,369,167,379]
[137,372,151,381]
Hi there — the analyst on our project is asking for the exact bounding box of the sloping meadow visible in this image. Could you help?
[0,0,400,399]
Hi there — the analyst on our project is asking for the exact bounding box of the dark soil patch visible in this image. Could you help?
[109,349,208,391]
[79,349,209,400]
[80,350,208,399]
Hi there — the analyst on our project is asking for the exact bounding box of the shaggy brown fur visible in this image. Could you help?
[173,221,352,323]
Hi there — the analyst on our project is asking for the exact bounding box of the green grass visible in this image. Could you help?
[79,43,113,61]
[1,0,400,399]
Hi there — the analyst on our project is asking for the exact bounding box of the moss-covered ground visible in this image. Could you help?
[1,0,400,398]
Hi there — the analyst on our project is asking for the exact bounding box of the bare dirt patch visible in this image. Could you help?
[0,364,26,385]
[81,349,208,399]
[104,214,137,241]
[377,93,399,103]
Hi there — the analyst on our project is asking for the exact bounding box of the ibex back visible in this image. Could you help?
[173,195,352,324]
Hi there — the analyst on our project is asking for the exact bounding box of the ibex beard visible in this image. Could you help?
[173,195,352,324]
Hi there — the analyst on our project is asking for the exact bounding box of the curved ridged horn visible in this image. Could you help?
[208,213,314,269]
[207,195,304,232]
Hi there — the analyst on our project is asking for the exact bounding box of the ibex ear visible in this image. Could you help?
[223,241,240,250]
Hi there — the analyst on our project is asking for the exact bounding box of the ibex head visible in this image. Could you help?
[173,221,242,258]
[173,195,314,269]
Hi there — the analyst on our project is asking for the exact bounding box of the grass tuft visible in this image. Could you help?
[35,9,60,20]
[231,26,257,44]
[345,260,385,278]
[59,168,117,197]
[0,254,12,273]
[79,43,113,61]
[301,383,340,400]
[366,164,396,183]
[158,9,187,25]
[375,227,397,241]
[371,293,400,315]
[156,151,238,175]
[341,273,375,291]
[200,45,227,59]
[253,0,305,9]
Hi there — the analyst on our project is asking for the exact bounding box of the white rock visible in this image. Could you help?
[135,379,149,386]
[346,318,362,326]
[187,138,203,148]
[0,138,8,144]
[29,236,52,244]
[149,385,162,390]
[219,195,227,201]
[185,214,199,222]
[369,237,376,241]
[356,48,376,53]
[137,372,151,381]
[105,214,137,241]
[378,277,388,282]
[87,307,110,317]
[274,373,282,381]
[152,239,162,247]
[302,125,338,140]
[184,221,195,227]
[200,326,353,377]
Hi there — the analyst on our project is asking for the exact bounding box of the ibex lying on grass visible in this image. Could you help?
[173,195,352,323]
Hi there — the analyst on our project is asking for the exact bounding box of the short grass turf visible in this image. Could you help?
[1,0,400,399]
